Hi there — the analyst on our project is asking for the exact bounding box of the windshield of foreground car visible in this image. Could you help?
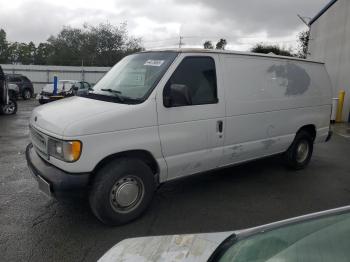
[217,211,350,262]
[92,52,178,102]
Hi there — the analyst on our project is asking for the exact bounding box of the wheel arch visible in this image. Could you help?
[296,124,317,141]
[90,149,160,184]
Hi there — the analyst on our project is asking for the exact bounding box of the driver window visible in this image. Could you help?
[164,56,217,107]
[83,82,90,89]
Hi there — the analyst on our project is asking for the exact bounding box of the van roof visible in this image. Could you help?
[141,48,324,64]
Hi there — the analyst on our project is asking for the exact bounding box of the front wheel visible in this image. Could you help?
[284,130,313,170]
[1,98,17,115]
[89,158,156,225]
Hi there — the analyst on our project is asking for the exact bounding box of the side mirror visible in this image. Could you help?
[164,84,192,107]
[72,85,79,91]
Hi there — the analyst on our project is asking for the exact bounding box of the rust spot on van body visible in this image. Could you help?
[262,139,276,150]
[230,145,243,157]
[268,63,311,95]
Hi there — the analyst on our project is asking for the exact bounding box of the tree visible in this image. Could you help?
[216,39,227,50]
[0,29,8,63]
[251,43,293,57]
[297,30,310,59]
[15,42,36,64]
[7,42,20,64]
[34,43,52,65]
[45,22,143,66]
[203,40,214,49]
[0,23,143,66]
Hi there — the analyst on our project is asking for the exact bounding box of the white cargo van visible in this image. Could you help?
[26,49,333,225]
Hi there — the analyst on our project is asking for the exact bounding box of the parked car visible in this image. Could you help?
[99,206,350,261]
[8,83,20,100]
[37,80,92,104]
[6,74,34,100]
[0,81,17,115]
[26,49,332,225]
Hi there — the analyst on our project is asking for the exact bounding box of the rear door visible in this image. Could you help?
[156,53,225,181]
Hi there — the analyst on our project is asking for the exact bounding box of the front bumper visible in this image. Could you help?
[25,143,90,197]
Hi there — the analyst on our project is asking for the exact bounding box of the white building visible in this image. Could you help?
[308,0,350,122]
[1,64,110,94]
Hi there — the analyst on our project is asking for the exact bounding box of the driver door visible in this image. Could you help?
[156,53,225,181]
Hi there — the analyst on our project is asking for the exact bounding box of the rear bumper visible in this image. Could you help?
[25,143,91,197]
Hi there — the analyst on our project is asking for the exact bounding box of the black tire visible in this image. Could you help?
[38,99,46,105]
[22,88,32,100]
[284,130,313,170]
[1,98,17,115]
[89,158,156,226]
[8,90,18,100]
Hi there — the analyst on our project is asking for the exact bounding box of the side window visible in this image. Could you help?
[9,76,21,83]
[13,77,22,82]
[164,56,217,107]
[83,82,90,89]
[72,82,82,89]
[22,76,31,83]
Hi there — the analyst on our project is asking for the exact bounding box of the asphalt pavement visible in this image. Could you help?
[1,99,350,262]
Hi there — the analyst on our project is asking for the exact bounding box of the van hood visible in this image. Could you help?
[30,96,156,137]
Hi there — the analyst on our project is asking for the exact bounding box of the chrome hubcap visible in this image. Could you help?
[110,176,144,213]
[296,141,309,163]
[3,101,15,114]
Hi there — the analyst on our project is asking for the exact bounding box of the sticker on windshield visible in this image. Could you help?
[144,60,164,67]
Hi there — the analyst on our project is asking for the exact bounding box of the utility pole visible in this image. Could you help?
[178,36,184,49]
[81,59,85,81]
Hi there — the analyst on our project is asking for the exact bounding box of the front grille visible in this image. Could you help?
[30,126,48,158]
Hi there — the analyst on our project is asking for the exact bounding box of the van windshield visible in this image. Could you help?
[91,52,178,103]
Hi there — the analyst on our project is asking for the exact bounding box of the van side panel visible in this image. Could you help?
[220,55,332,167]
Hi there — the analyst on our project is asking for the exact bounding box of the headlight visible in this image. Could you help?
[48,138,82,162]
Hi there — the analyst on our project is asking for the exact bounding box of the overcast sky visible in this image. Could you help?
[0,0,329,51]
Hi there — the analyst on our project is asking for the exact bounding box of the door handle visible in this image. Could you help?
[217,120,223,133]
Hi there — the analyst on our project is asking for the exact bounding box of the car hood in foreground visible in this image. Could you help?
[98,206,350,262]
[98,232,233,262]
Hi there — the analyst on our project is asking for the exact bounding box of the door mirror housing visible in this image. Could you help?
[72,85,79,91]
[164,84,192,107]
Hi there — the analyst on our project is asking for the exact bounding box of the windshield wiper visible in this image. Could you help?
[100,88,122,94]
[91,88,143,104]
[100,88,124,101]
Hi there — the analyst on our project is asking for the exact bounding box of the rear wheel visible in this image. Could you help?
[22,89,32,100]
[1,98,17,115]
[284,130,313,170]
[89,158,156,225]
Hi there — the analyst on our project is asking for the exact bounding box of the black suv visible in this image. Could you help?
[6,74,34,100]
